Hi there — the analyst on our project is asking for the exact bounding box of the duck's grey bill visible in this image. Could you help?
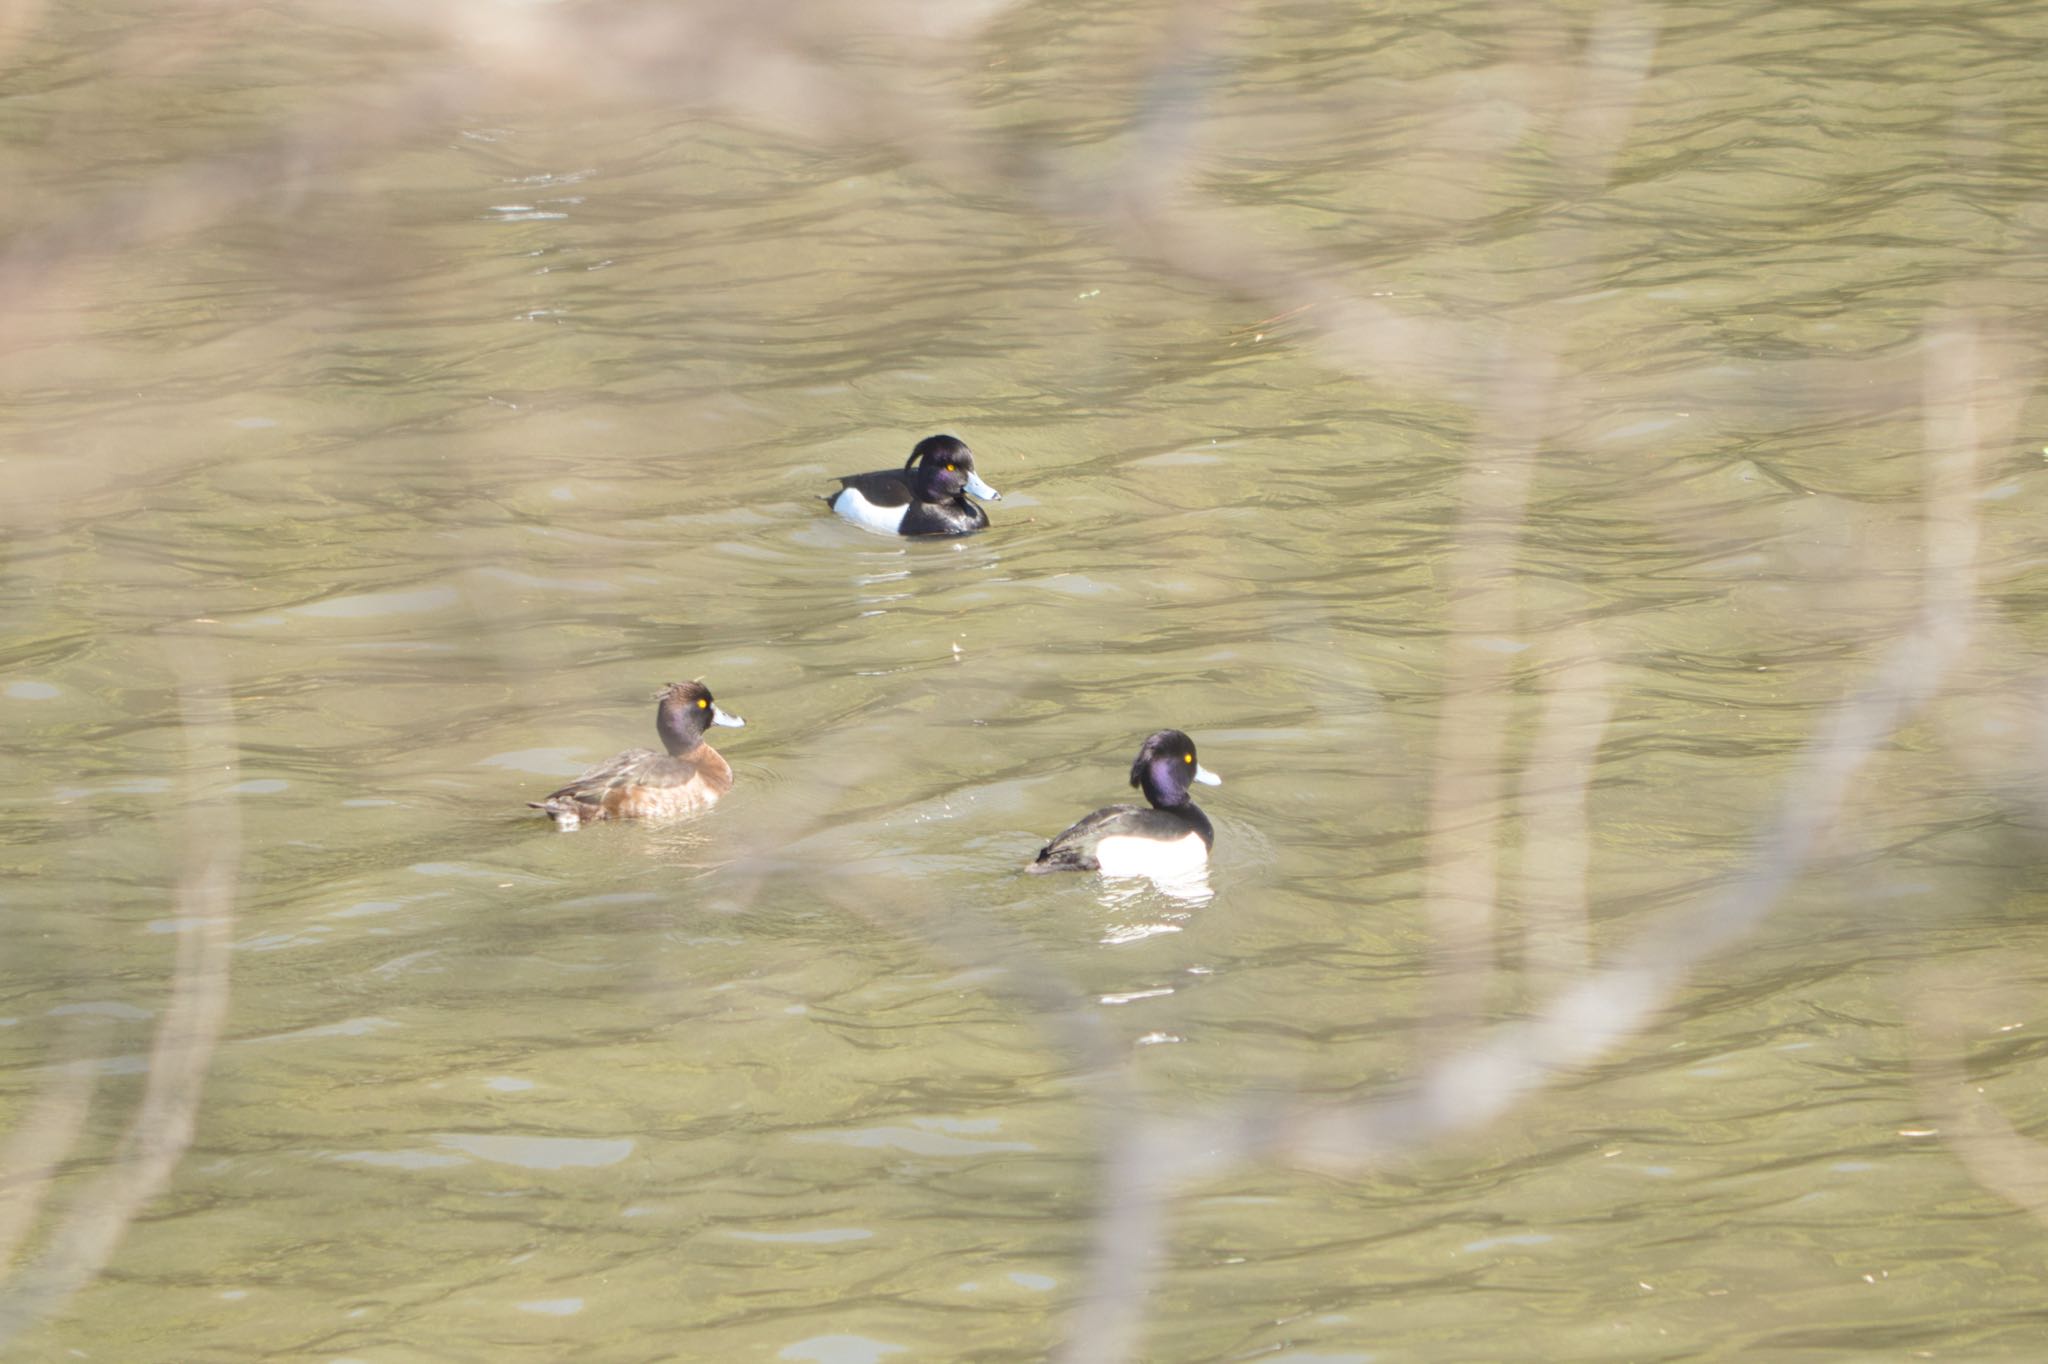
[712,706,746,728]
[1193,764,1221,786]
[964,469,1001,500]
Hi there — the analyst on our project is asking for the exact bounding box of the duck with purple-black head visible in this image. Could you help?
[825,434,1000,537]
[1027,729,1221,877]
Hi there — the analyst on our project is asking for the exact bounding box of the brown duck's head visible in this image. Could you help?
[655,679,746,756]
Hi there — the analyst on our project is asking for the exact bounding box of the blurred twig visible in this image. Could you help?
[1910,966,2048,1227]
[3,2,2035,1357]
[1056,321,1993,1361]
[0,644,238,1346]
[0,1037,99,1273]
[1423,351,1555,1025]
[1518,633,1613,994]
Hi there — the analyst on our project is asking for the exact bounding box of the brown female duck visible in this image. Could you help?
[529,680,745,830]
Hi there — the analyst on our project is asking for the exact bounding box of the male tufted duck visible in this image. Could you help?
[825,434,1000,537]
[1027,729,1221,877]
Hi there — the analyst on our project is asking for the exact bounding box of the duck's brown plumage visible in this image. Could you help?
[529,680,743,829]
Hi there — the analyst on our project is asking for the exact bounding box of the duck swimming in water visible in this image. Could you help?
[1028,729,1221,878]
[825,434,1000,537]
[528,680,745,830]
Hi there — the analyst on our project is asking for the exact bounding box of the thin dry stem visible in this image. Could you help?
[0,646,238,1347]
[1910,967,2048,1225]
[1422,352,1557,1021]
[0,1042,99,1273]
[1058,320,1992,1360]
[1518,636,1613,992]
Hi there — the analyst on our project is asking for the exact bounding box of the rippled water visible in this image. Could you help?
[6,1,2048,1359]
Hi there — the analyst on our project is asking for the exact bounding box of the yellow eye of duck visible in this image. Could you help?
[946,463,957,471]
[697,698,708,708]
[1183,753,1193,763]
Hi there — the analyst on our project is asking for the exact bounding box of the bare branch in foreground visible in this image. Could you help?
[1911,967,2048,1227]
[0,645,239,1348]
[1423,351,1556,1025]
[1055,323,1992,1363]
[0,1036,100,1273]
[1518,635,1613,995]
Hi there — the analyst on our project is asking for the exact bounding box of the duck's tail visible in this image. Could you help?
[527,800,582,831]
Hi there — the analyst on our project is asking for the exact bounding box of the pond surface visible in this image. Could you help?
[6,1,2048,1359]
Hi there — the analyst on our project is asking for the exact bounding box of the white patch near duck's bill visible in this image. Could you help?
[1093,829,1210,879]
[711,706,745,728]
[831,487,910,536]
